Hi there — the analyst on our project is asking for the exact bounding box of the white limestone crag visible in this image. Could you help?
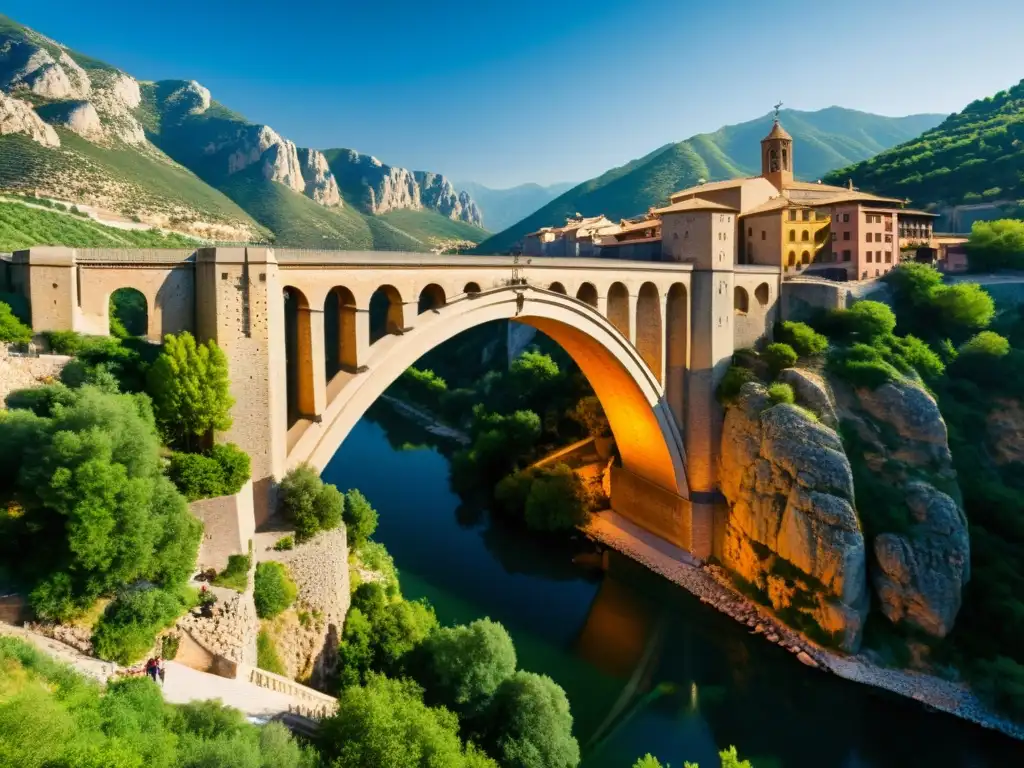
[298,148,342,207]
[0,40,92,100]
[0,90,60,147]
[47,100,105,141]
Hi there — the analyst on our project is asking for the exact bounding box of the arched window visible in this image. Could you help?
[575,283,598,308]
[801,230,810,241]
[788,230,796,242]
[782,148,789,170]
[417,284,446,314]
[734,286,749,314]
[788,251,796,267]
[548,282,567,295]
[801,250,810,264]
[755,283,770,307]
[463,282,481,295]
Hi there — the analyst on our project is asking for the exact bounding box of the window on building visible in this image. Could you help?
[748,227,752,237]
[843,213,850,223]
[832,251,839,261]
[801,251,810,264]
[885,251,892,263]
[789,230,796,242]
[843,231,850,241]
[761,231,766,240]
[801,230,809,241]
[885,234,892,243]
[875,270,880,277]
[866,233,872,243]
[816,210,829,220]
[788,251,796,267]
[831,232,837,241]
[843,250,851,262]
[802,210,811,221]
[789,210,797,221]
[866,252,872,263]
[875,233,882,242]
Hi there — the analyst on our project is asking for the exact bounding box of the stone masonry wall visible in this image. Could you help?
[189,480,255,572]
[0,345,69,405]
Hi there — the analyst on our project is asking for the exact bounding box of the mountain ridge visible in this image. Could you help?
[475,107,945,254]
[456,181,576,233]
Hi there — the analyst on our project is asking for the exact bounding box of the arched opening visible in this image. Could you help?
[418,284,446,314]
[755,282,770,307]
[782,148,789,170]
[284,286,315,427]
[665,283,688,429]
[787,251,796,268]
[607,282,630,339]
[801,250,811,265]
[801,230,810,242]
[734,286,749,314]
[635,282,662,382]
[788,230,796,242]
[369,285,404,343]
[464,282,481,296]
[325,286,358,378]
[576,282,598,308]
[548,282,567,295]
[109,287,147,337]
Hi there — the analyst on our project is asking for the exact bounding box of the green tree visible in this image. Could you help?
[569,395,610,438]
[763,343,797,376]
[416,619,517,718]
[508,351,561,412]
[253,562,298,619]
[318,674,497,768]
[343,488,379,549]
[523,464,590,533]
[845,301,897,340]
[0,301,32,344]
[278,464,344,541]
[776,321,827,357]
[966,218,1024,270]
[481,671,579,768]
[932,283,996,337]
[337,607,376,688]
[147,332,234,451]
[92,586,193,664]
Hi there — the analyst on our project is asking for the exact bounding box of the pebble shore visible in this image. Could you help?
[584,511,1024,743]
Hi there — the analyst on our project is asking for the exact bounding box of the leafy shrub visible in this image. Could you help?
[886,334,945,380]
[846,301,897,339]
[357,540,399,597]
[212,553,251,592]
[776,321,827,357]
[0,301,31,344]
[161,633,180,660]
[253,562,298,619]
[92,587,194,664]
[257,629,286,675]
[959,330,1010,358]
[766,382,795,405]
[716,365,758,404]
[763,342,797,376]
[274,536,294,551]
[279,464,345,541]
[569,395,610,438]
[343,488,379,549]
[495,464,590,533]
[828,344,900,389]
[167,443,250,501]
[4,383,77,416]
[394,366,448,411]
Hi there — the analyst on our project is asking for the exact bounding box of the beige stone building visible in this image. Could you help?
[523,214,620,257]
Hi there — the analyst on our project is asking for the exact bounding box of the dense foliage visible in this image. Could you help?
[92,585,195,664]
[253,562,298,620]
[167,442,250,500]
[0,637,316,768]
[632,747,754,768]
[762,343,797,376]
[0,300,32,343]
[775,321,828,357]
[0,386,201,619]
[824,79,1024,209]
[148,332,234,451]
[966,219,1024,271]
[495,463,592,533]
[342,488,379,549]
[278,464,346,542]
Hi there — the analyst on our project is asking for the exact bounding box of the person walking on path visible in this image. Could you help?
[145,657,159,684]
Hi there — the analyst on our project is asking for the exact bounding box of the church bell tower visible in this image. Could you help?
[761,103,793,191]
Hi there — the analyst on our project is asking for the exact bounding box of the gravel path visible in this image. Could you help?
[583,510,1024,742]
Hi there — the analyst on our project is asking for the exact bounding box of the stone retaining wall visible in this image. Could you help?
[0,345,70,405]
[189,480,255,572]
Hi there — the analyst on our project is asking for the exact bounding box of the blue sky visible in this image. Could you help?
[6,0,1024,188]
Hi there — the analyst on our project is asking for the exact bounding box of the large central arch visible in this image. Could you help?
[285,285,689,499]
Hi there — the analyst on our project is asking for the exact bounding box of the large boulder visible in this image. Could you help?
[855,380,952,469]
[42,100,105,141]
[872,482,970,638]
[719,382,868,651]
[779,367,838,429]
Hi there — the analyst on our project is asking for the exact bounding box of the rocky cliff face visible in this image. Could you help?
[837,377,970,639]
[329,149,483,226]
[0,90,60,147]
[719,382,868,652]
[298,148,342,207]
[0,39,91,100]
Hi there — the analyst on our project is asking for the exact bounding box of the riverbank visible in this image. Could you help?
[378,395,470,445]
[583,510,1024,743]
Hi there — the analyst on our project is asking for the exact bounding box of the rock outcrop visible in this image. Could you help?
[779,367,838,428]
[221,124,305,194]
[0,40,91,100]
[719,382,867,651]
[836,377,970,639]
[298,148,342,207]
[44,99,104,141]
[330,149,483,225]
[163,79,211,116]
[0,90,60,147]
[872,481,970,637]
[986,397,1024,465]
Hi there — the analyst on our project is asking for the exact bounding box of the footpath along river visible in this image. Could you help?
[323,404,1023,768]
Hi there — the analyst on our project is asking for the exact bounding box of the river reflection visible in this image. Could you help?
[322,403,1023,768]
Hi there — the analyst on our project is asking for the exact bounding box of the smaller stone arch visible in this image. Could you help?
[463,282,481,295]
[109,287,148,337]
[755,282,770,307]
[635,282,662,381]
[734,286,749,314]
[418,284,446,314]
[325,286,358,377]
[548,282,567,295]
[607,282,630,338]
[576,282,598,308]
[369,284,405,343]
[283,285,314,427]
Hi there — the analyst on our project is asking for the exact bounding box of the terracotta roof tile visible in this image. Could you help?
[653,197,738,215]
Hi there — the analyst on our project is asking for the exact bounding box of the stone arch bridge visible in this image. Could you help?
[8,246,782,559]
